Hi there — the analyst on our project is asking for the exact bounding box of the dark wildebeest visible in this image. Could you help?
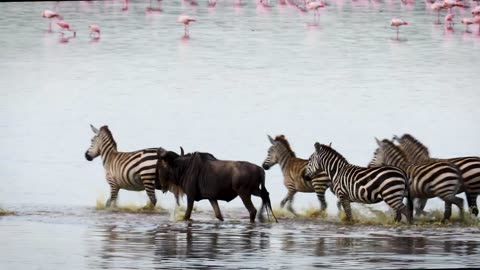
[156,148,277,223]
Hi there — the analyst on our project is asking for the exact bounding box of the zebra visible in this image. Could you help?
[84,124,183,208]
[370,138,464,221]
[262,135,332,215]
[393,133,480,216]
[303,142,413,223]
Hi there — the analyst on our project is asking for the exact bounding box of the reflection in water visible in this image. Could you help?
[82,211,479,269]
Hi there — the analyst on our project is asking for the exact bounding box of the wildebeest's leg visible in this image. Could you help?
[209,199,224,221]
[414,198,429,216]
[240,194,257,223]
[106,185,119,208]
[184,197,195,221]
[466,193,479,216]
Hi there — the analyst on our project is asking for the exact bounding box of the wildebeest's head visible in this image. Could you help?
[85,124,116,161]
[262,134,296,170]
[156,149,182,193]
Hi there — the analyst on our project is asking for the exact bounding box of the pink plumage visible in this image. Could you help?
[57,21,76,37]
[178,15,196,37]
[390,18,408,27]
[89,24,100,37]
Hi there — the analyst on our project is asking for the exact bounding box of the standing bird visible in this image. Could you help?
[57,21,76,37]
[307,1,326,24]
[445,13,455,29]
[443,0,464,14]
[89,24,100,38]
[472,6,480,16]
[431,3,447,24]
[177,15,196,37]
[473,15,480,34]
[390,18,408,40]
[460,17,473,32]
[42,9,62,32]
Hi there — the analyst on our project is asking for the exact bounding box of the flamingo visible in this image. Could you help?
[431,3,447,24]
[390,18,408,39]
[461,18,473,32]
[208,0,217,7]
[443,0,464,14]
[42,9,62,32]
[57,21,76,37]
[473,15,480,34]
[445,13,455,29]
[472,6,480,16]
[178,15,196,37]
[307,1,326,23]
[89,24,100,38]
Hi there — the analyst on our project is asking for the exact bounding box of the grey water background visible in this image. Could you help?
[0,0,479,269]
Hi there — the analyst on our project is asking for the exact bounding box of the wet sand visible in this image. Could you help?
[0,205,479,269]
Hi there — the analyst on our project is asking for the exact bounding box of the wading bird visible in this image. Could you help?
[390,18,408,40]
[89,24,100,38]
[42,9,62,32]
[57,21,76,37]
[178,15,196,37]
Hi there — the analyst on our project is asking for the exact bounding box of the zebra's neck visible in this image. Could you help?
[99,134,118,167]
[275,146,295,170]
[322,153,348,181]
[386,152,411,170]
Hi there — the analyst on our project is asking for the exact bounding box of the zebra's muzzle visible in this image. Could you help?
[303,173,312,182]
[262,163,270,170]
[85,152,93,161]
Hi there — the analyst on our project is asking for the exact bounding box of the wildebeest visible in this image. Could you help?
[156,148,277,222]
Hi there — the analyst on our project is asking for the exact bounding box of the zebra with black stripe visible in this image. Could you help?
[394,133,480,216]
[262,135,332,215]
[304,142,413,223]
[370,138,464,221]
[85,125,183,208]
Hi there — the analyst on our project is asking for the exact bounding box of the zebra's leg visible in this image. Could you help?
[209,199,224,221]
[312,180,328,212]
[316,192,327,212]
[442,196,464,221]
[414,198,429,216]
[339,195,353,223]
[285,190,297,216]
[142,177,157,209]
[466,193,479,216]
[336,200,342,211]
[106,185,119,208]
[280,193,290,208]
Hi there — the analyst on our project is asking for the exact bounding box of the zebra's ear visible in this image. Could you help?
[328,142,332,147]
[180,147,184,156]
[314,142,321,152]
[267,135,275,144]
[392,135,399,142]
[375,137,382,146]
[90,124,99,134]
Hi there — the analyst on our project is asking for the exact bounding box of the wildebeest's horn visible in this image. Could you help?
[180,146,184,156]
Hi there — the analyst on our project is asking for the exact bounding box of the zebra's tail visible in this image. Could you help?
[260,175,278,223]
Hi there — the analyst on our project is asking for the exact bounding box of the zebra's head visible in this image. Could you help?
[262,135,294,170]
[369,138,387,167]
[304,142,323,181]
[85,124,104,161]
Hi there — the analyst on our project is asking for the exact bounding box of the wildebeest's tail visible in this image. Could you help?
[260,176,278,223]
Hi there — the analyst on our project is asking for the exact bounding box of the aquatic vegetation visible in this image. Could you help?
[272,207,296,219]
[299,205,328,219]
[0,208,14,216]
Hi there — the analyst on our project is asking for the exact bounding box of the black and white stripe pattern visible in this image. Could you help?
[305,142,413,223]
[370,138,464,220]
[394,134,480,216]
[262,135,331,215]
[85,125,181,208]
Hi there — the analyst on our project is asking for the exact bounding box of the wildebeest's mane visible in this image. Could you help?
[99,125,117,150]
[275,135,296,157]
[400,134,430,156]
[381,139,409,161]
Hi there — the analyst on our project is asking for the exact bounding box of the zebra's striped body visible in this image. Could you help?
[304,142,413,223]
[370,138,464,220]
[395,134,480,216]
[85,125,182,208]
[262,135,331,215]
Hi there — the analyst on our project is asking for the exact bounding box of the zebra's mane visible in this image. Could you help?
[275,135,296,157]
[319,144,348,164]
[381,139,409,161]
[400,134,430,156]
[99,126,117,150]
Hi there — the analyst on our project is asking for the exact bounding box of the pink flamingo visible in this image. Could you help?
[89,24,100,38]
[472,6,480,16]
[146,0,162,12]
[42,9,63,32]
[443,0,464,14]
[431,3,447,24]
[57,21,76,37]
[122,0,129,11]
[178,15,196,37]
[445,13,455,29]
[461,17,473,32]
[307,1,326,23]
[208,0,217,7]
[390,18,408,39]
[473,15,480,34]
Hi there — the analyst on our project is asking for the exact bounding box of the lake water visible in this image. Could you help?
[0,0,479,269]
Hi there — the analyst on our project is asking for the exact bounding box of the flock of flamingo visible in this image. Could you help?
[41,0,480,41]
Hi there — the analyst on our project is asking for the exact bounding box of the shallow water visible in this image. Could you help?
[0,0,479,268]
[1,205,479,269]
